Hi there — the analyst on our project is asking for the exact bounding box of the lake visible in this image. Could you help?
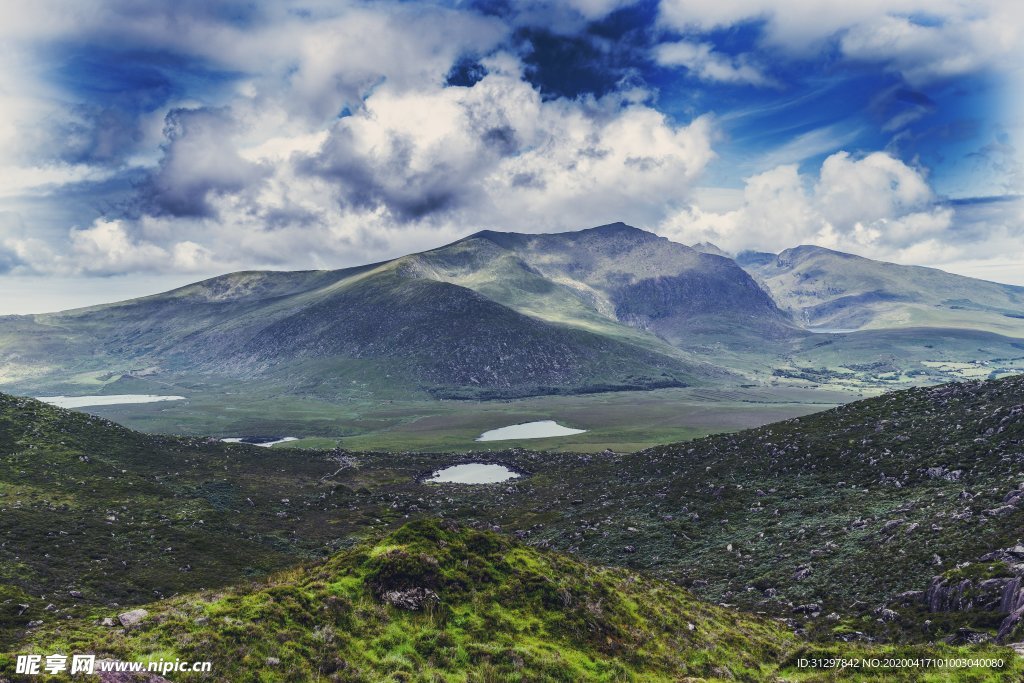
[427,463,521,484]
[36,394,186,409]
[476,420,587,441]
[221,437,299,448]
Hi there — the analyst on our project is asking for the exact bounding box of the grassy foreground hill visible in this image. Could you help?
[3,521,1019,682]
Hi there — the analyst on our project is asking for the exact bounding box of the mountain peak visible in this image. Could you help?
[691,241,729,257]
[578,221,645,235]
[779,244,856,260]
[454,223,659,250]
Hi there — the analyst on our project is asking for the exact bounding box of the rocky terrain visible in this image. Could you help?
[3,374,1024,658]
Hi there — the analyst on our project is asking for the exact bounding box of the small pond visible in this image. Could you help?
[476,420,586,442]
[427,463,521,484]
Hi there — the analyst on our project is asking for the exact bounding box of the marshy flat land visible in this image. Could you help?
[56,383,857,453]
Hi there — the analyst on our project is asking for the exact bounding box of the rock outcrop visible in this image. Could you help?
[912,545,1024,641]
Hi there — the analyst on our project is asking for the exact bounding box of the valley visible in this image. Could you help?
[52,382,851,453]
[3,375,1024,672]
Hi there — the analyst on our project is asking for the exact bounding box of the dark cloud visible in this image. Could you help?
[299,127,464,222]
[0,246,24,275]
[481,126,519,155]
[143,107,266,218]
[510,171,546,188]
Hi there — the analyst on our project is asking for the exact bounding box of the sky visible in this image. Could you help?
[0,0,1022,313]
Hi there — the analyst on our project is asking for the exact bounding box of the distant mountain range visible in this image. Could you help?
[737,245,1024,335]
[1,222,1023,400]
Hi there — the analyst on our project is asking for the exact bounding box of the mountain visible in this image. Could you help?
[738,245,1024,336]
[2,224,1024,407]
[411,224,794,347]
[690,241,730,257]
[0,223,793,400]
[6,520,1019,682]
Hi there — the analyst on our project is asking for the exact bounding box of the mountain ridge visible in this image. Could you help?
[2,223,1024,402]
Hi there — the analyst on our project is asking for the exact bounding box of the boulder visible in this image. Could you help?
[118,609,149,627]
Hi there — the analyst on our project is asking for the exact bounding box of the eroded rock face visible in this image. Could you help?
[999,576,1024,640]
[916,545,1024,641]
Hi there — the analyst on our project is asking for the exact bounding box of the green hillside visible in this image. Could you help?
[4,521,1019,682]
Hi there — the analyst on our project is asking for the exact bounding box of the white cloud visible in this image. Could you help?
[0,163,117,198]
[70,219,218,276]
[660,150,955,261]
[3,218,218,276]
[840,11,1021,87]
[654,40,774,86]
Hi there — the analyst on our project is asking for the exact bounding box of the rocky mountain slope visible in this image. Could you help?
[413,224,795,348]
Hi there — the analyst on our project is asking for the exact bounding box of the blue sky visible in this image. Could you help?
[0,0,1021,312]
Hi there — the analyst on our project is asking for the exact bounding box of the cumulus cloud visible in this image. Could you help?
[660,151,955,261]
[162,61,714,268]
[3,218,217,277]
[0,0,1019,292]
[295,61,713,230]
[840,11,1021,87]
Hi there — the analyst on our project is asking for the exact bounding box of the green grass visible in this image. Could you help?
[34,381,852,454]
[2,521,798,681]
